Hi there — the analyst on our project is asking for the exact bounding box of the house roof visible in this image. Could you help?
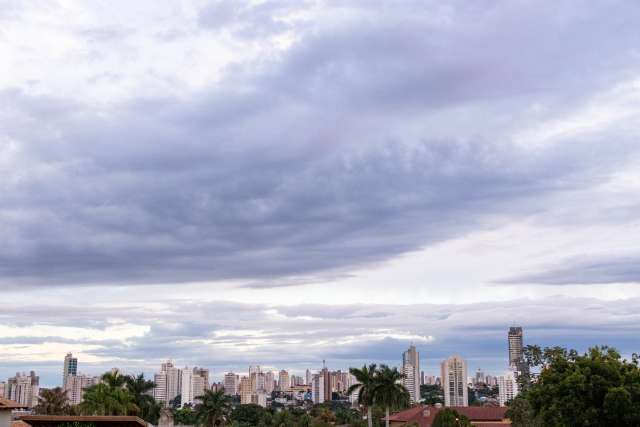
[387,405,510,427]
[0,398,28,410]
[19,416,147,427]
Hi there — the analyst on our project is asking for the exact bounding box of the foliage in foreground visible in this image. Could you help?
[508,345,640,427]
[432,408,472,427]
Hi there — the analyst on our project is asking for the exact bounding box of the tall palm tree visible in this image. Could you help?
[34,387,70,415]
[80,370,138,416]
[125,373,159,423]
[373,365,410,427]
[347,364,378,427]
[194,389,232,427]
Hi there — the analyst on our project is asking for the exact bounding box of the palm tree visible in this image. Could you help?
[347,364,378,427]
[80,370,138,416]
[34,387,70,415]
[193,389,232,427]
[373,365,410,427]
[125,373,159,423]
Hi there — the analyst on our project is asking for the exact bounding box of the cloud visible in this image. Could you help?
[1,297,639,386]
[497,255,640,285]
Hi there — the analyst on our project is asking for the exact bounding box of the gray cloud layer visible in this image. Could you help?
[1,297,638,386]
[1,1,639,288]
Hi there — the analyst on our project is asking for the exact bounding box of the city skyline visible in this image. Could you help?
[2,0,640,393]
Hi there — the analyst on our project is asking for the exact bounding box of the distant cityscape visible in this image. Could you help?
[0,327,526,411]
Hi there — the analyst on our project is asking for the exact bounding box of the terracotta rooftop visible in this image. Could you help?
[19,416,147,427]
[387,405,510,427]
[0,399,28,410]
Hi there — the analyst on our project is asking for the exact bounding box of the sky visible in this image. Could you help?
[1,0,640,387]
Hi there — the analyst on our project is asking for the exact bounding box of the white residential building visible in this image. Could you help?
[402,344,421,403]
[441,355,468,407]
[311,374,325,404]
[181,368,194,407]
[6,372,39,408]
[64,374,97,405]
[498,370,519,406]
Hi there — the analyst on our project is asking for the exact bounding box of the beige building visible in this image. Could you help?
[64,374,98,405]
[6,372,39,408]
[278,370,289,391]
[239,376,252,404]
[441,355,468,407]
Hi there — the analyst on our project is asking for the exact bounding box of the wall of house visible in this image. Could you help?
[0,411,11,427]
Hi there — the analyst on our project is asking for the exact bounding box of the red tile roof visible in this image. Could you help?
[19,416,147,427]
[387,405,510,427]
[0,398,28,409]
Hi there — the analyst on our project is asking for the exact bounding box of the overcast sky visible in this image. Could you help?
[1,0,640,387]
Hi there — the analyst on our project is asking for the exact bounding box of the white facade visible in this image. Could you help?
[498,370,519,406]
[154,361,182,406]
[252,391,267,407]
[441,355,468,407]
[64,374,97,405]
[403,345,421,403]
[7,371,39,408]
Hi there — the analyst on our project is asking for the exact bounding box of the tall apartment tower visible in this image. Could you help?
[63,353,78,387]
[508,327,528,375]
[497,370,519,406]
[239,376,252,404]
[278,370,290,391]
[153,361,182,406]
[402,344,421,403]
[7,371,40,408]
[223,373,239,396]
[441,355,468,407]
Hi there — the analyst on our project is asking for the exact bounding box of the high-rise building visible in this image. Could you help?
[64,374,97,405]
[6,371,39,408]
[180,368,193,407]
[154,372,168,403]
[305,369,312,386]
[441,355,468,407]
[265,371,275,394]
[402,345,421,403]
[474,369,485,385]
[252,391,267,407]
[223,373,239,396]
[239,377,252,404]
[193,367,210,390]
[320,363,331,402]
[153,361,182,407]
[278,370,290,391]
[508,327,527,375]
[498,370,519,406]
[63,353,78,388]
[311,374,325,404]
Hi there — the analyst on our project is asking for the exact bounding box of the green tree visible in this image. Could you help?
[231,404,268,427]
[193,389,232,427]
[79,371,138,416]
[272,409,295,427]
[420,384,443,405]
[432,408,472,427]
[522,345,640,426]
[505,397,542,427]
[373,365,410,427]
[34,387,70,415]
[347,364,378,427]
[125,373,160,424]
[173,406,198,425]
